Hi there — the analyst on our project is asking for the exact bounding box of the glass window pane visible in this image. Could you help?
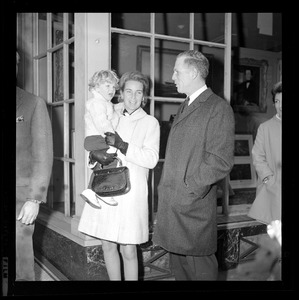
[52,159,65,213]
[111,13,150,32]
[232,13,282,52]
[155,13,189,38]
[38,56,47,100]
[38,13,47,54]
[157,104,179,161]
[141,98,151,115]
[68,13,74,38]
[69,103,75,158]
[194,45,225,98]
[69,42,74,99]
[111,33,150,78]
[52,13,64,47]
[70,162,75,216]
[52,49,64,102]
[194,13,225,43]
[155,102,180,123]
[52,105,64,158]
[153,40,189,97]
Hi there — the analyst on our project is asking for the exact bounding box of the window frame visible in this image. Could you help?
[33,13,75,217]
[111,13,232,222]
[32,13,232,244]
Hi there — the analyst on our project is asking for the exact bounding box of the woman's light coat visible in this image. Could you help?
[78,107,160,244]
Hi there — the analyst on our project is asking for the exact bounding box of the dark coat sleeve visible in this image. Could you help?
[28,97,53,202]
[84,135,108,151]
[187,98,235,193]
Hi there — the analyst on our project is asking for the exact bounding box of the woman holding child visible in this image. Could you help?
[78,71,160,280]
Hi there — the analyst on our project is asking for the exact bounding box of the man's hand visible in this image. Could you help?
[90,149,117,165]
[17,201,39,225]
[105,132,128,155]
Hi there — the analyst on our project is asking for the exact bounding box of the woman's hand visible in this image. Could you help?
[105,132,128,155]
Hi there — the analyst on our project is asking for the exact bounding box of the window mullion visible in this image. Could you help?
[189,13,194,50]
[47,13,53,103]
[33,13,39,96]
[46,13,54,209]
[64,102,71,216]
[150,13,155,117]
[150,12,155,228]
[224,13,232,103]
[221,12,232,216]
[63,13,71,216]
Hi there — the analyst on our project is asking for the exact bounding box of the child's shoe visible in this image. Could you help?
[98,196,118,206]
[80,189,118,207]
[80,189,102,209]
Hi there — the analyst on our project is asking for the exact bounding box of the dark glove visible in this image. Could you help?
[89,149,117,166]
[105,131,129,155]
[84,135,107,151]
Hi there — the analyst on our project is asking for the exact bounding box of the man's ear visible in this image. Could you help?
[191,67,199,80]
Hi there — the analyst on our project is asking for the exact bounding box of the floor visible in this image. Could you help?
[33,251,263,282]
[33,212,270,282]
[2,252,279,296]
[34,254,68,281]
[33,204,272,282]
[33,258,243,281]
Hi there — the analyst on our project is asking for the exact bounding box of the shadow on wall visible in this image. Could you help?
[234,107,270,141]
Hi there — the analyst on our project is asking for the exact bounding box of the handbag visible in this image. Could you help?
[91,157,131,197]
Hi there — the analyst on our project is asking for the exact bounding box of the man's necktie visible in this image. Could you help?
[180,96,189,114]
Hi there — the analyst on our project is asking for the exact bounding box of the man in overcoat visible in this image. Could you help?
[16,51,53,280]
[153,50,235,280]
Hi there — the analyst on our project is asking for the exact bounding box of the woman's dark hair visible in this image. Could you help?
[271,81,282,103]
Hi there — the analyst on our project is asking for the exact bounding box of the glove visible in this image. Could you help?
[105,131,129,155]
[90,149,117,166]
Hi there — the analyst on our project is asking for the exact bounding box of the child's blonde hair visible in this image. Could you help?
[88,70,119,92]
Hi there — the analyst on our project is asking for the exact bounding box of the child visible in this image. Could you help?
[80,70,124,208]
